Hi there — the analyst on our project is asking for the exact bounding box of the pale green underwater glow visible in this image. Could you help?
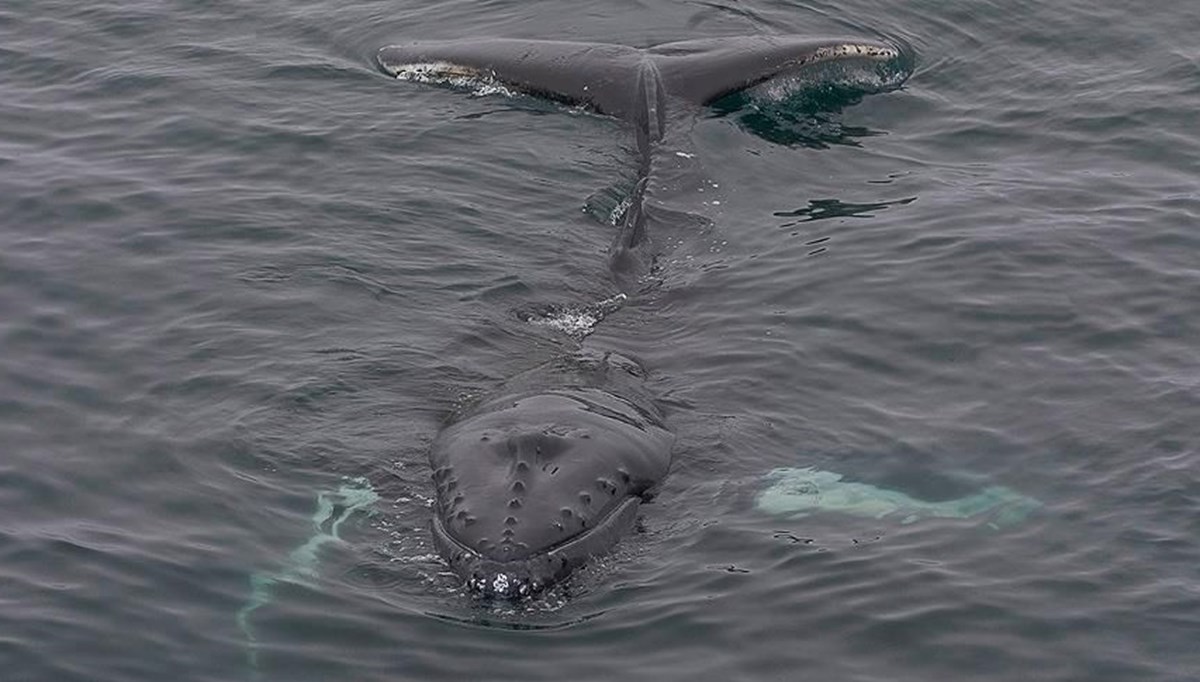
[236,478,380,674]
[233,467,1031,673]
[757,467,1040,529]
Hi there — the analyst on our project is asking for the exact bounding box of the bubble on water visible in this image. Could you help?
[520,293,627,339]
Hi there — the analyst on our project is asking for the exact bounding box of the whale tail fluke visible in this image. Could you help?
[376,39,644,116]
[375,35,908,118]
[650,36,905,105]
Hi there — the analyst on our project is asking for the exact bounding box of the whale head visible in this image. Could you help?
[430,388,673,598]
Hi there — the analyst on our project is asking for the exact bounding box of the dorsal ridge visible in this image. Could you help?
[634,58,668,150]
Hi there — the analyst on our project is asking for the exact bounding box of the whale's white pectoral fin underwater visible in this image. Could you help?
[237,478,380,671]
[757,467,1041,529]
[375,35,910,599]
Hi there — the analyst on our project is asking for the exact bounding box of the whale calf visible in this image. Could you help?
[377,35,907,597]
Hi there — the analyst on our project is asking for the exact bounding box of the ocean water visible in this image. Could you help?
[2,1,1199,680]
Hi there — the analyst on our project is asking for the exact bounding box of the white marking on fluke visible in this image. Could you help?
[391,61,520,98]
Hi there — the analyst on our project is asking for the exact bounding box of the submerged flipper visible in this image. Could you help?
[236,478,379,675]
[757,467,1039,529]
[376,36,904,118]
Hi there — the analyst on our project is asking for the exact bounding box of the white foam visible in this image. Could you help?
[525,293,628,339]
[608,195,633,226]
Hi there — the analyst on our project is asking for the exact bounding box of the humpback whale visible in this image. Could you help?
[376,35,908,597]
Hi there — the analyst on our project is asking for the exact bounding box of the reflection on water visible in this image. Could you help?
[774,196,917,225]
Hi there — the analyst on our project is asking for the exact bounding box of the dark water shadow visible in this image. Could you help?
[707,56,912,148]
[774,196,916,255]
[775,196,917,225]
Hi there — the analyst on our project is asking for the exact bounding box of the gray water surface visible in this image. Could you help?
[2,1,1199,680]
